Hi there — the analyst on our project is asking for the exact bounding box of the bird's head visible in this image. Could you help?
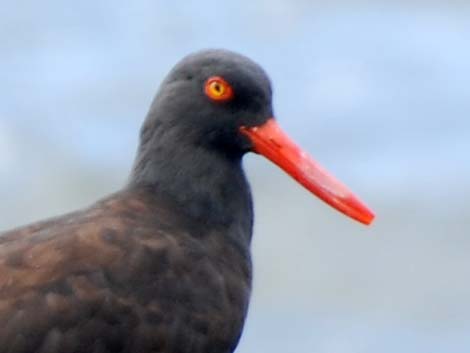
[144,49,273,154]
[141,49,375,225]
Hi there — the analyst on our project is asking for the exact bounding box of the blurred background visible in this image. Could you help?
[1,1,469,352]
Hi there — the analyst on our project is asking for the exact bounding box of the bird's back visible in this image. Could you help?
[0,188,252,353]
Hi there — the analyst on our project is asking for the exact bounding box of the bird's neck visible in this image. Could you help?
[128,133,253,243]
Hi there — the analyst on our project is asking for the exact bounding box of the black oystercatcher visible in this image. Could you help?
[0,49,374,353]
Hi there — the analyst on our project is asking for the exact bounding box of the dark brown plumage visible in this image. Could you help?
[0,49,374,353]
[1,187,250,353]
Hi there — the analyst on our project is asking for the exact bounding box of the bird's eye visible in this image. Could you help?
[204,76,234,102]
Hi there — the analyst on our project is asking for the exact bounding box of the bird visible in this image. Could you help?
[0,49,374,353]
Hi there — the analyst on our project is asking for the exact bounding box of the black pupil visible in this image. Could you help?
[214,83,221,93]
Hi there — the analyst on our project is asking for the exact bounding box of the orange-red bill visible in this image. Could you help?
[240,118,375,225]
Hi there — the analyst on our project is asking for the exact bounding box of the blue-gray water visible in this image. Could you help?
[1,2,469,352]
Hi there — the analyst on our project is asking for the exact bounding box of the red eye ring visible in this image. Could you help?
[204,76,234,102]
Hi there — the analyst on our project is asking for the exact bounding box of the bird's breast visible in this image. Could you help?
[102,225,253,353]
